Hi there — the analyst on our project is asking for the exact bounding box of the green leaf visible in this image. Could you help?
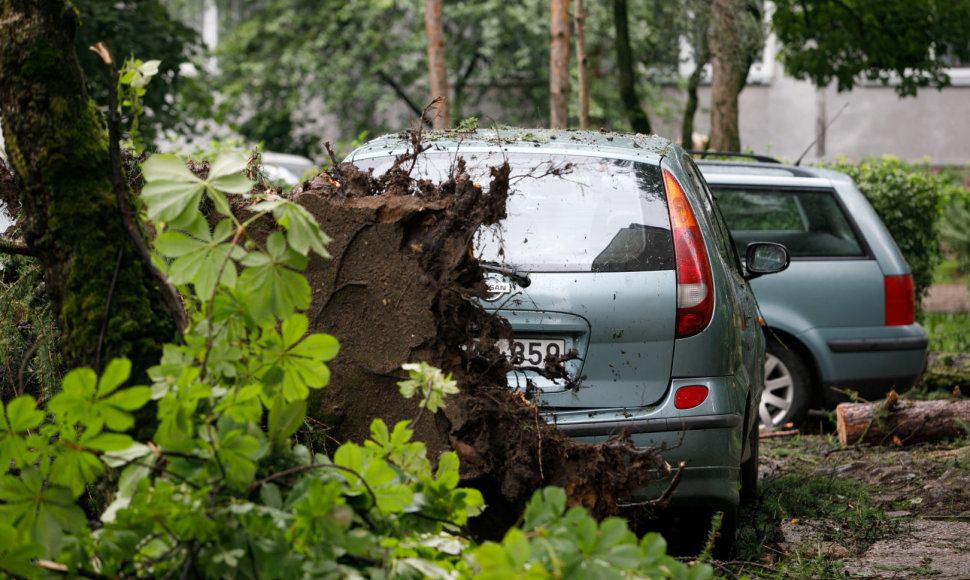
[260,483,283,509]
[252,199,332,257]
[0,467,86,545]
[216,429,267,490]
[157,218,244,298]
[98,358,131,397]
[0,521,44,577]
[0,397,44,472]
[238,233,311,322]
[5,396,44,432]
[267,395,307,451]
[208,152,250,185]
[82,432,135,452]
[375,483,413,513]
[49,360,148,432]
[49,444,104,497]
[257,315,339,402]
[141,154,206,226]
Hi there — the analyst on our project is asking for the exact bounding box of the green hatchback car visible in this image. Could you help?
[348,129,789,553]
[697,157,929,429]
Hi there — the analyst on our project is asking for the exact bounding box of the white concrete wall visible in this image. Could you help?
[655,68,970,166]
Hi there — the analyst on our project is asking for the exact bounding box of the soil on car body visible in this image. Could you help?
[245,136,670,537]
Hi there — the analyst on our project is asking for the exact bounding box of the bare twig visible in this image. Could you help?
[760,428,800,439]
[95,245,124,374]
[199,227,245,382]
[534,403,544,481]
[616,460,686,509]
[324,141,340,168]
[36,559,109,579]
[410,378,435,429]
[250,462,379,509]
[16,333,44,397]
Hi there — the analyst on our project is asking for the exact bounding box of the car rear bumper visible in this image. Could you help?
[799,323,928,392]
[553,413,741,437]
[543,376,748,510]
[559,424,743,511]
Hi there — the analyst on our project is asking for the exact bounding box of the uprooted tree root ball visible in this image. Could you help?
[243,134,672,536]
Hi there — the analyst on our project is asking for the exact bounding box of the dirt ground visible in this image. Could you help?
[757,432,970,579]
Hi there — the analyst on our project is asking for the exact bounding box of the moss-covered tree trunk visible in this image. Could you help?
[0,0,176,378]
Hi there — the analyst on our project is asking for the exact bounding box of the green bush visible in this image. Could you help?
[940,190,970,278]
[826,156,948,309]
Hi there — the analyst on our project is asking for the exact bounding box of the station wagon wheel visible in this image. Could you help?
[761,341,810,429]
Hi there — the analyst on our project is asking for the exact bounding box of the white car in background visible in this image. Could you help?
[260,151,315,186]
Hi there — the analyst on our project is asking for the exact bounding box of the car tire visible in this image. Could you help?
[761,340,811,428]
[739,421,759,505]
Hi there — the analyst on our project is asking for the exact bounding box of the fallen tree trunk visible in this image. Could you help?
[836,391,970,446]
[240,140,671,538]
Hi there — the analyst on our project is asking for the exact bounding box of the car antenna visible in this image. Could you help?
[794,102,849,166]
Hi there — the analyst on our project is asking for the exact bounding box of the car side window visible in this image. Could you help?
[681,157,745,274]
[713,187,866,258]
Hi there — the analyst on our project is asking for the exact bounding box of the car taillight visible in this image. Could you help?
[674,385,709,409]
[663,168,713,338]
[884,274,915,326]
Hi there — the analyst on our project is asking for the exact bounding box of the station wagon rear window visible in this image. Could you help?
[358,153,674,272]
[713,187,865,258]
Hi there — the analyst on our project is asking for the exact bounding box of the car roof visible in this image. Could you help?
[694,158,857,188]
[347,128,675,164]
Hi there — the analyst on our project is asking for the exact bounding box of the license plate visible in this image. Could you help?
[497,338,567,366]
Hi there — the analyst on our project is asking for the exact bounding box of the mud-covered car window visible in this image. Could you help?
[358,153,674,272]
[715,187,865,258]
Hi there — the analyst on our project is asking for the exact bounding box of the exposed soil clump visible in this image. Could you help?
[246,135,668,535]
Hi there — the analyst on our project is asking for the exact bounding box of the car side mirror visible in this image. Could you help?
[744,242,790,281]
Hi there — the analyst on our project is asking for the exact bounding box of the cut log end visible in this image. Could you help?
[836,396,970,446]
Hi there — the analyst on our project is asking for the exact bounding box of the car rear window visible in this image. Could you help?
[357,152,674,272]
[713,187,865,258]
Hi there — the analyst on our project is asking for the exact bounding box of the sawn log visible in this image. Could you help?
[836,391,970,446]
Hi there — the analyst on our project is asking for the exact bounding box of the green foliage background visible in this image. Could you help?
[73,0,198,143]
[772,0,970,97]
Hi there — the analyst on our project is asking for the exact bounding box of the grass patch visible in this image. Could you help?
[932,256,970,286]
[923,311,970,353]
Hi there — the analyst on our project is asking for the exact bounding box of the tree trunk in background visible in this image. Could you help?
[424,0,450,129]
[681,51,709,150]
[573,0,589,129]
[0,0,176,380]
[709,0,744,151]
[613,0,651,134]
[681,3,711,150]
[549,0,570,128]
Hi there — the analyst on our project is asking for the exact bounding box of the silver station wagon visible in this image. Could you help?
[348,129,789,554]
[697,157,929,428]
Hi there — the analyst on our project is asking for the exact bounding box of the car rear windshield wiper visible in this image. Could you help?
[480,262,532,288]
